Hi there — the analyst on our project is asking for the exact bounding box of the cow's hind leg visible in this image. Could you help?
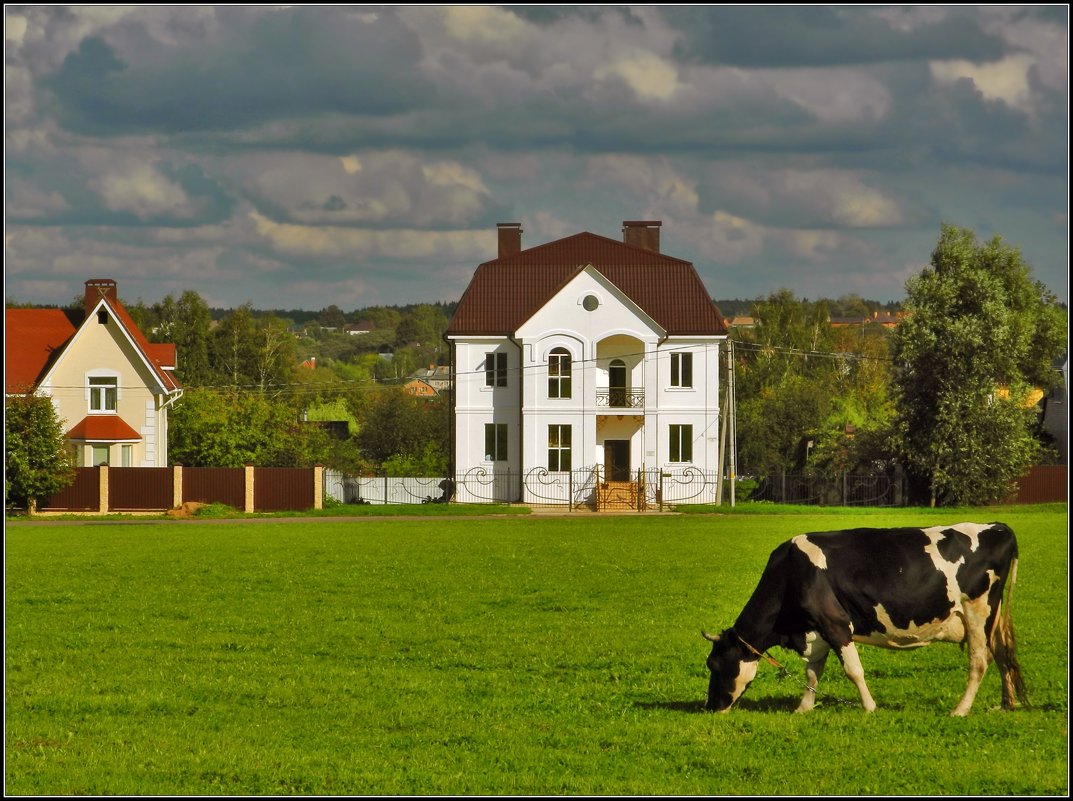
[796,634,830,713]
[952,599,991,717]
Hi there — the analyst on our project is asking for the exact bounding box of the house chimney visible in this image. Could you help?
[622,220,661,253]
[84,279,118,316]
[497,223,522,258]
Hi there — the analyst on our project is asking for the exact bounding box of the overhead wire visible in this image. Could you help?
[39,336,893,399]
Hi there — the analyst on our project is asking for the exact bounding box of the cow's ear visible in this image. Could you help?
[702,630,721,642]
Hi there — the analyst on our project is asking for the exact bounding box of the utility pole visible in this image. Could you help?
[716,340,728,505]
[715,385,727,505]
[729,337,737,507]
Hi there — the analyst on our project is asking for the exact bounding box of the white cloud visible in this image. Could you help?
[751,67,892,123]
[91,163,190,219]
[248,211,491,263]
[237,150,493,227]
[766,169,904,227]
[586,155,699,214]
[439,5,530,47]
[595,50,681,101]
[5,12,27,45]
[930,55,1036,111]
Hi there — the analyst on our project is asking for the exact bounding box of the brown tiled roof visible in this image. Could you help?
[5,308,79,393]
[5,293,180,394]
[67,415,143,442]
[446,231,727,336]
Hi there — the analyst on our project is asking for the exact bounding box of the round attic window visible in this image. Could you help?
[582,294,600,311]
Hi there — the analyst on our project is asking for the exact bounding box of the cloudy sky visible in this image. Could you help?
[5,5,1068,312]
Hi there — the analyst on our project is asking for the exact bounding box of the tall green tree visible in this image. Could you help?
[5,394,76,512]
[212,304,259,388]
[210,306,298,392]
[734,290,839,474]
[890,224,1066,506]
[734,290,897,479]
[356,389,450,473]
[153,290,215,386]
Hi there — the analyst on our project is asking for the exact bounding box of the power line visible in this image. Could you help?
[37,338,890,400]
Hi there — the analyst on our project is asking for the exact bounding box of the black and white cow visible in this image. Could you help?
[703,522,1027,716]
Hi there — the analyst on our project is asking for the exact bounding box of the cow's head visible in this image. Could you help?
[702,629,759,712]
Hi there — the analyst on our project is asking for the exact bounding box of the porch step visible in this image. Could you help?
[596,480,647,511]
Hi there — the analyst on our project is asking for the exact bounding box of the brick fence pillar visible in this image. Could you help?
[99,464,109,514]
[314,464,323,510]
[245,464,255,513]
[173,464,183,509]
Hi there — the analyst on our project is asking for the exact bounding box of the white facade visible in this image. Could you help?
[450,266,723,502]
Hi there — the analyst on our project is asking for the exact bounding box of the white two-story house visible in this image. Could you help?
[445,221,728,506]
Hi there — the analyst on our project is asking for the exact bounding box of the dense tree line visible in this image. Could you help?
[732,290,896,482]
[6,226,1065,504]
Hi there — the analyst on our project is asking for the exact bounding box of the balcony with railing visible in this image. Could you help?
[595,389,645,409]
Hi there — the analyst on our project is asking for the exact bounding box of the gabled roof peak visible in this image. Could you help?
[448,224,726,337]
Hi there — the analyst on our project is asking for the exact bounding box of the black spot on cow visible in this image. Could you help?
[936,527,973,563]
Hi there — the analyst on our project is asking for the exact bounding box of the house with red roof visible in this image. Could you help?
[5,279,182,467]
[446,221,728,503]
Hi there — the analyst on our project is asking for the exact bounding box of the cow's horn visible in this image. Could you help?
[701,629,721,642]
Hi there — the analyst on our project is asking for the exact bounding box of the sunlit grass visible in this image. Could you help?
[6,507,1066,794]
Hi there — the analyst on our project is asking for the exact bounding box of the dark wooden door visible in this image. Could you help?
[604,440,631,482]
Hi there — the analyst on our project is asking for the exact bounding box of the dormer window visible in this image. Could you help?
[89,376,118,412]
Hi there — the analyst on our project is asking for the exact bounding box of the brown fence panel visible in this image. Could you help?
[1006,465,1067,504]
[254,467,314,512]
[183,467,245,508]
[39,467,100,511]
[109,467,172,511]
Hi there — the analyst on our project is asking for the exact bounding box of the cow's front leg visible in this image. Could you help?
[796,633,830,713]
[836,641,877,712]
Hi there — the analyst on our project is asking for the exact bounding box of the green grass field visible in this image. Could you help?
[5,505,1067,795]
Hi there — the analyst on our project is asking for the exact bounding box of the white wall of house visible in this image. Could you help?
[450,267,724,496]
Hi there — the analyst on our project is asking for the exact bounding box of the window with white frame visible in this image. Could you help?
[485,352,507,387]
[670,352,693,388]
[484,423,508,461]
[548,424,572,471]
[88,376,118,412]
[548,348,572,399]
[122,444,133,467]
[669,424,693,463]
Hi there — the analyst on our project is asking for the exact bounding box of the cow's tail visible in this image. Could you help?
[991,556,1029,709]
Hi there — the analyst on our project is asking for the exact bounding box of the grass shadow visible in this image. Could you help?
[634,695,802,714]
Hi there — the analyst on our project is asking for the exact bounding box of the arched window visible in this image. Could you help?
[548,348,572,399]
[608,359,627,407]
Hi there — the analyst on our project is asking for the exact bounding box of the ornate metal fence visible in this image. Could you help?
[324,466,722,509]
[748,469,906,507]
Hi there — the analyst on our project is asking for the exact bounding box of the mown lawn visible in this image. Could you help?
[5,505,1067,795]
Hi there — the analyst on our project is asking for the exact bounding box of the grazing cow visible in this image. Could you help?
[703,522,1027,716]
